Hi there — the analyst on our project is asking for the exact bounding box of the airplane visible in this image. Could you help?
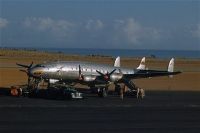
[16,57,181,98]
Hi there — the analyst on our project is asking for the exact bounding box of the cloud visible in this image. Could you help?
[22,17,160,48]
[23,17,106,44]
[113,18,160,45]
[85,19,104,30]
[23,17,76,39]
[0,18,8,29]
[192,24,200,38]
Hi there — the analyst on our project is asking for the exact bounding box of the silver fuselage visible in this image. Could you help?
[30,61,135,82]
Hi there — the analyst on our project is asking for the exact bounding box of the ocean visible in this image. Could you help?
[38,48,200,59]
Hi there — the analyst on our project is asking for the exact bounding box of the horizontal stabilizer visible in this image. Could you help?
[123,69,181,79]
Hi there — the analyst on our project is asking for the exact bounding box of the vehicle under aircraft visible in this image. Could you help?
[16,57,181,98]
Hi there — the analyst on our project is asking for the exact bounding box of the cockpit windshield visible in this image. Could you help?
[35,64,45,67]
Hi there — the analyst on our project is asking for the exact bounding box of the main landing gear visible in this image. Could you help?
[136,87,145,99]
[115,83,145,99]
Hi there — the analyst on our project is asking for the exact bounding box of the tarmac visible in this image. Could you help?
[0,91,200,133]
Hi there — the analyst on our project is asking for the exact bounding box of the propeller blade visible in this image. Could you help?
[29,62,33,68]
[16,62,34,69]
[79,65,81,75]
[78,65,83,80]
[118,69,122,74]
[96,69,116,76]
[16,63,29,68]
[96,70,104,76]
[109,69,116,76]
[19,69,28,73]
[19,69,32,77]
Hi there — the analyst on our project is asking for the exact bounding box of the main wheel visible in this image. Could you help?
[137,88,145,99]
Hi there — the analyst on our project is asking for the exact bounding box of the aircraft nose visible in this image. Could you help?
[30,68,44,77]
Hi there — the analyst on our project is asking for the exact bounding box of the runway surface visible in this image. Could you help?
[0,91,200,133]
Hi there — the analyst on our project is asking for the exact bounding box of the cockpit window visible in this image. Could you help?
[35,64,45,67]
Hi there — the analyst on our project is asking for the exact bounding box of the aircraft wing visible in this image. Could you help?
[123,69,181,79]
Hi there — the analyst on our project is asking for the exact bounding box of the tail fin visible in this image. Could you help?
[168,58,174,72]
[114,56,120,67]
[137,57,145,70]
[168,58,174,78]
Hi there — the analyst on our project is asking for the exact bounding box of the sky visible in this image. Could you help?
[0,0,199,50]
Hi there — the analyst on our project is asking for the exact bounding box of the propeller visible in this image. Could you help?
[16,62,34,87]
[16,62,33,76]
[78,65,83,80]
[96,69,116,81]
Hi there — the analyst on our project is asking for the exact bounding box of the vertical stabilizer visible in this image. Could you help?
[168,58,174,78]
[168,58,174,72]
[137,57,145,70]
[114,56,120,67]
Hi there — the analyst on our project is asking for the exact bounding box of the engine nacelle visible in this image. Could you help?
[82,75,96,82]
[49,79,59,84]
[110,73,123,82]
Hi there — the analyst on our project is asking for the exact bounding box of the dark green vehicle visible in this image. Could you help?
[25,86,83,100]
[62,87,83,99]
[45,86,83,100]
